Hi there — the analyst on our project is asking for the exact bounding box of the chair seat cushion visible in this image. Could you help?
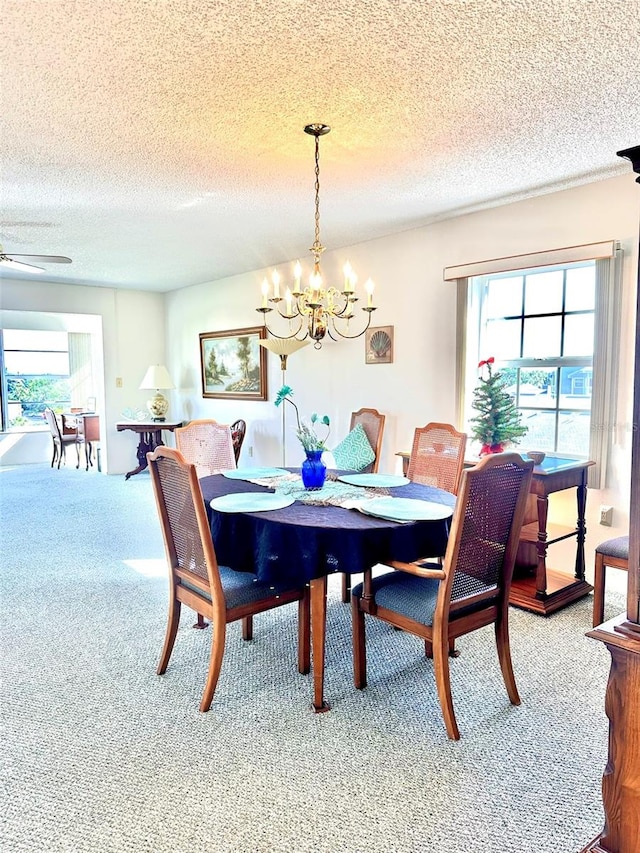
[332,423,375,471]
[181,566,299,610]
[352,570,441,626]
[595,535,629,560]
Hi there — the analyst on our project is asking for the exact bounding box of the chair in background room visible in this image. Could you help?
[44,407,83,470]
[230,419,247,464]
[175,420,236,478]
[407,422,467,495]
[148,447,310,711]
[340,408,386,602]
[592,535,629,627]
[351,453,534,740]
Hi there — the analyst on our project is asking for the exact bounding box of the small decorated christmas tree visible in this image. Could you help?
[470,357,527,454]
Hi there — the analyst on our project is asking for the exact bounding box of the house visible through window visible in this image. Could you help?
[469,261,596,458]
[1,330,71,431]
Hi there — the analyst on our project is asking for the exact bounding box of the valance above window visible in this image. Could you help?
[443,240,616,282]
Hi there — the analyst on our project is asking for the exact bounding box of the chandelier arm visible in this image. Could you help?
[261,317,308,341]
[326,310,375,340]
[329,299,356,318]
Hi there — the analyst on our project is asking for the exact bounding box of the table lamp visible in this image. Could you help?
[139,364,175,422]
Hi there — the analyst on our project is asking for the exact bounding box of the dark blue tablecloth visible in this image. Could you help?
[200,473,456,586]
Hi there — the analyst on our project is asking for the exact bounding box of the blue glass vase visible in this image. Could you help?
[301,449,327,490]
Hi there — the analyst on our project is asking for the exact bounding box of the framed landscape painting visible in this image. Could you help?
[199,326,267,400]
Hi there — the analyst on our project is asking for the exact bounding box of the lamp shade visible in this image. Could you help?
[258,338,310,357]
[139,364,175,390]
[259,338,310,370]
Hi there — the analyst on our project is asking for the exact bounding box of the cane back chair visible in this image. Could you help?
[407,422,467,496]
[148,446,310,711]
[175,419,236,477]
[350,408,386,474]
[352,453,533,739]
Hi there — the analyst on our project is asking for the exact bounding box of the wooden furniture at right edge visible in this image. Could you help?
[580,145,640,853]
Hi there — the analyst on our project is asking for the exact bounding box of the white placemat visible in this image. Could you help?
[210,492,295,513]
[359,497,454,522]
[222,467,289,481]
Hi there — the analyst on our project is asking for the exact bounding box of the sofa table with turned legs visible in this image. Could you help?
[116,421,183,479]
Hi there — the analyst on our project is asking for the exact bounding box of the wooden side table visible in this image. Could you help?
[509,457,594,615]
[116,420,182,479]
[395,451,594,615]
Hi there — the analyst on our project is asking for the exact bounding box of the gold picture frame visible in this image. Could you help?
[200,326,268,400]
[365,325,394,365]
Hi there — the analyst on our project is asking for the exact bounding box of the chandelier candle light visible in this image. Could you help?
[256,124,377,348]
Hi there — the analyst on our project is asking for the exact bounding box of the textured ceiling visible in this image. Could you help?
[1,0,639,292]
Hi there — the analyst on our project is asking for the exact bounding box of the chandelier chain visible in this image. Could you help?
[313,134,322,255]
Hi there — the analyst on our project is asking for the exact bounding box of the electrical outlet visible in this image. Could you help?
[599,505,613,526]
[248,445,254,457]
[115,377,123,388]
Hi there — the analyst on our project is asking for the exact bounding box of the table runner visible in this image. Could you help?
[247,471,390,507]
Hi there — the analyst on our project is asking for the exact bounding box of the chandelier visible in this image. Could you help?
[257,123,377,348]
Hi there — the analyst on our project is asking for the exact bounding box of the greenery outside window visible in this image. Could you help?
[1,330,71,430]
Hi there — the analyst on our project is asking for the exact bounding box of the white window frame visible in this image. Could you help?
[447,241,622,488]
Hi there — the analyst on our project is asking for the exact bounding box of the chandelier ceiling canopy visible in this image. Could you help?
[257,124,377,348]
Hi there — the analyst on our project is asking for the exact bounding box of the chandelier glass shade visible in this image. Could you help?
[256,124,377,348]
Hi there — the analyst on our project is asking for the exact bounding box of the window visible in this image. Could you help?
[476,261,596,458]
[447,241,621,488]
[1,330,71,430]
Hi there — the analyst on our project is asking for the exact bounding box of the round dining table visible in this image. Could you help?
[200,471,456,712]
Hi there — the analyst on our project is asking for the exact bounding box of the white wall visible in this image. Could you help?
[165,173,639,582]
[0,279,166,474]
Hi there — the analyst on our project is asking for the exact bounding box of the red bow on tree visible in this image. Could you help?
[478,356,495,368]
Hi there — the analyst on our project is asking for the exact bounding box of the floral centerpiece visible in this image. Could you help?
[275,385,330,488]
[275,385,330,449]
[469,357,527,454]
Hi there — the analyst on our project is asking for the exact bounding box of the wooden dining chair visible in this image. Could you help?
[44,407,83,469]
[592,535,629,627]
[148,446,311,712]
[175,419,236,477]
[350,408,386,474]
[230,419,247,464]
[340,408,387,602]
[407,422,467,495]
[352,453,534,740]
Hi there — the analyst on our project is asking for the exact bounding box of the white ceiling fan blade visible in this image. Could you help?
[6,253,72,263]
[0,257,45,273]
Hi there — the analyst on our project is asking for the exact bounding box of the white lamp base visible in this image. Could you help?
[147,392,169,422]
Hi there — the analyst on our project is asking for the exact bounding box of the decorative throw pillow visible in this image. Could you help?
[332,423,375,471]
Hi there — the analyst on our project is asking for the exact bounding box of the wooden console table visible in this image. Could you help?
[116,420,182,479]
[396,451,594,615]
